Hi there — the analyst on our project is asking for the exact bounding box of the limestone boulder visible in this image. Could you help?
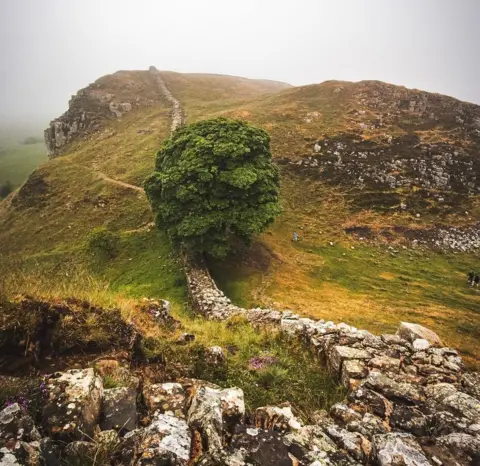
[254,405,302,432]
[187,386,223,454]
[137,414,191,465]
[396,322,443,347]
[220,387,245,434]
[341,359,369,390]
[143,383,186,418]
[326,425,371,462]
[373,433,431,466]
[348,387,392,419]
[436,433,480,464]
[460,372,480,400]
[42,369,103,439]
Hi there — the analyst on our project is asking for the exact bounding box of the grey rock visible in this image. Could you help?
[42,369,103,439]
[460,372,480,400]
[101,387,137,431]
[364,372,424,404]
[138,414,191,465]
[349,387,392,419]
[342,360,369,389]
[206,346,227,366]
[329,346,372,375]
[373,433,431,466]
[0,403,40,443]
[425,383,480,423]
[229,425,294,466]
[396,322,443,347]
[369,356,401,371]
[255,404,302,432]
[143,383,186,418]
[187,386,223,454]
[326,425,371,462]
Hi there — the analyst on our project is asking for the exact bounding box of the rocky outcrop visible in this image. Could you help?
[44,68,183,158]
[290,135,480,195]
[44,86,134,157]
[184,258,480,465]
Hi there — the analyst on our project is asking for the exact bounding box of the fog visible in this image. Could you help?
[0,0,479,127]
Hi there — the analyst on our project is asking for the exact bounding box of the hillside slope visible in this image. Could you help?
[1,70,478,367]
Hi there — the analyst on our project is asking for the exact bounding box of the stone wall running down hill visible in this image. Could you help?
[184,258,480,466]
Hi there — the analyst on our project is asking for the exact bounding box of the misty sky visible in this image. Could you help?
[1,0,479,125]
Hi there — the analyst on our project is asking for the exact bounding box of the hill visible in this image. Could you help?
[0,69,478,368]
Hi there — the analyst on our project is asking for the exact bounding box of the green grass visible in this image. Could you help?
[168,314,346,419]
[0,138,47,188]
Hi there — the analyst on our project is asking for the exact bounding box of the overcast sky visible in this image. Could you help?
[0,0,478,126]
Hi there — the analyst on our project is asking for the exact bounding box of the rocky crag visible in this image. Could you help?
[44,68,181,157]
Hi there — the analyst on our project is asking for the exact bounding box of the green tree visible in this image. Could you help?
[145,118,280,258]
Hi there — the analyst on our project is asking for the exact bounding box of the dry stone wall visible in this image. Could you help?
[185,258,480,465]
[149,66,184,132]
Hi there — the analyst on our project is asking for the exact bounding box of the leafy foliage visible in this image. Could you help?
[87,227,119,258]
[145,118,280,258]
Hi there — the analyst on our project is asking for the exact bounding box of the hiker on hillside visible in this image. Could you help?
[468,271,475,286]
[292,231,298,242]
[474,273,480,289]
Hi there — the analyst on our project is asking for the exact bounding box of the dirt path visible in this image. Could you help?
[96,172,145,193]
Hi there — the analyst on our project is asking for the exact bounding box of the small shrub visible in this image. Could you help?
[87,227,120,258]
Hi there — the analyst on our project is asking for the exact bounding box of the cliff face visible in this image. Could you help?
[44,70,162,157]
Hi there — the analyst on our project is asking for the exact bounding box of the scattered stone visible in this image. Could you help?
[205,346,227,366]
[0,403,40,443]
[176,333,195,345]
[373,433,431,466]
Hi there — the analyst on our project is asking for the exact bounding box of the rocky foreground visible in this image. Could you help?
[1,287,479,465]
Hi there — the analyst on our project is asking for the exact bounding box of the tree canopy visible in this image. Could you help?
[145,118,280,258]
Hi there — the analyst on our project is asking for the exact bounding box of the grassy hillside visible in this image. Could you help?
[1,71,479,369]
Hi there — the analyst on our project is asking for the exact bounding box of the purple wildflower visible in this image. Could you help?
[248,355,278,371]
